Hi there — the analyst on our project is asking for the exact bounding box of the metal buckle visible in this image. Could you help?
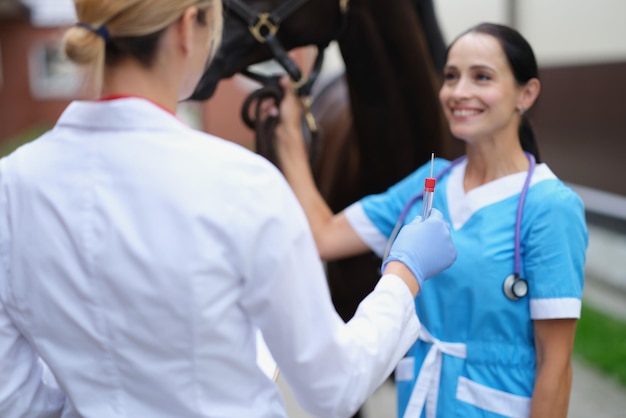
[296,95,318,133]
[290,74,308,91]
[249,13,279,43]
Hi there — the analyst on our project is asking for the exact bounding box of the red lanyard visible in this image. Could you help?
[98,94,177,117]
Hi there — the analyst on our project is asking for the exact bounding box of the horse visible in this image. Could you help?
[191,0,462,322]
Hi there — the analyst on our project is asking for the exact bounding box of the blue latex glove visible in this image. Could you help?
[381,209,457,288]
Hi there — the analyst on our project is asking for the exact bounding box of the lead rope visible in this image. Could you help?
[241,77,319,172]
[241,79,284,169]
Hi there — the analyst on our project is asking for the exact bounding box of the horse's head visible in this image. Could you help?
[189,0,345,100]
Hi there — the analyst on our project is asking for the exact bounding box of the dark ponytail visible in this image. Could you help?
[453,23,541,162]
[519,117,540,162]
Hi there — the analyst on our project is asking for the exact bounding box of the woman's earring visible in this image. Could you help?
[518,106,526,116]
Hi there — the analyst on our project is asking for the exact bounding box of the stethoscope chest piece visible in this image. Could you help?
[503,274,528,301]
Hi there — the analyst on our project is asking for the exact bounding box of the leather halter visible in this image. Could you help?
[223,0,350,135]
[224,0,349,92]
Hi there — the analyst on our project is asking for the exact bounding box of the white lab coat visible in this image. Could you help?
[0,97,420,418]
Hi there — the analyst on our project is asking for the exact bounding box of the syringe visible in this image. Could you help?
[421,153,436,219]
[381,152,437,263]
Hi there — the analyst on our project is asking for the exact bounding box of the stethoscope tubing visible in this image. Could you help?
[514,153,536,275]
[384,153,536,279]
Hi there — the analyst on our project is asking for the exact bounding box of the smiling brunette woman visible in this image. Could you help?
[269,22,588,418]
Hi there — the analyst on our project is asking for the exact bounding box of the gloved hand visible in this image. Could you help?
[381,209,456,289]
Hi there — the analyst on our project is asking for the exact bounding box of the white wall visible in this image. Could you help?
[434,0,508,44]
[434,0,626,66]
[519,0,626,66]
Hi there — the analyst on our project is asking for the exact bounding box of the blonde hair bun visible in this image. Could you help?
[63,24,106,66]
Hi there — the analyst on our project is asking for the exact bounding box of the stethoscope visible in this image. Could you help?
[382,152,536,301]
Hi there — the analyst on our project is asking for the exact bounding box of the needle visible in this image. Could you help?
[430,152,434,177]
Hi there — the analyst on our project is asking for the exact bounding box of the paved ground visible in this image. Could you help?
[278,221,626,417]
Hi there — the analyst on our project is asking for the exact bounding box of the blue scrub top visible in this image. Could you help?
[354,158,588,418]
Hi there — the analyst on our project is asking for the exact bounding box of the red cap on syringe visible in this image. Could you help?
[424,177,436,192]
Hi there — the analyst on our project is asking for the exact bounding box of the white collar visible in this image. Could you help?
[447,158,556,230]
[57,97,188,132]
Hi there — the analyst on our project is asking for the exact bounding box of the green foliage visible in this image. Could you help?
[574,304,626,387]
[0,125,51,158]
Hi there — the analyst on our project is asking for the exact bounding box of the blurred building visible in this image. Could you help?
[0,0,80,141]
[0,0,262,149]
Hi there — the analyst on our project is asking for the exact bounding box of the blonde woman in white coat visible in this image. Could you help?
[0,0,457,417]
